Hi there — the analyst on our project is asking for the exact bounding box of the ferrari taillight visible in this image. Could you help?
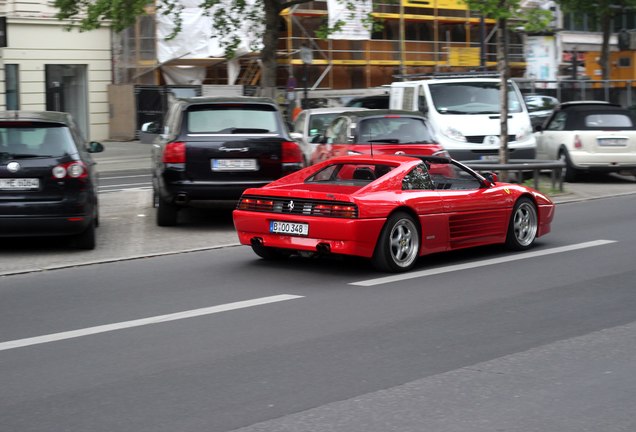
[312,203,357,218]
[163,141,186,163]
[237,197,274,211]
[573,135,583,149]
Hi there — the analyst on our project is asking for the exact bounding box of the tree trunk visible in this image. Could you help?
[600,12,611,81]
[497,17,510,173]
[260,0,280,99]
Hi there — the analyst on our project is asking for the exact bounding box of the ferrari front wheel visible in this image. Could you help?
[372,212,420,273]
[506,197,538,251]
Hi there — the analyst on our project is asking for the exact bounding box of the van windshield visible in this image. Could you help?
[429,82,523,115]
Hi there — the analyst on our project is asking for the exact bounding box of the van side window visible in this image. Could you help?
[418,86,427,113]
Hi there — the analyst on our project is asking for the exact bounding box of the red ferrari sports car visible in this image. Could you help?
[233,155,555,272]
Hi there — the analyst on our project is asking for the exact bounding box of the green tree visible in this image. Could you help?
[53,0,370,98]
[556,0,636,81]
[461,0,551,167]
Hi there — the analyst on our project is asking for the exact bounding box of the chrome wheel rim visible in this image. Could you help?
[388,218,419,268]
[513,202,538,247]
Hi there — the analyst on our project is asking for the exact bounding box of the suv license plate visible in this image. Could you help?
[0,178,40,190]
[270,221,309,236]
[212,159,258,171]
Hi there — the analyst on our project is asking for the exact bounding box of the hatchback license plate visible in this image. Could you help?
[212,159,258,171]
[598,138,627,146]
[270,220,309,236]
[0,178,39,190]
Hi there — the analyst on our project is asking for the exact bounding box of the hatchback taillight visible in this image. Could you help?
[574,135,583,149]
[163,141,186,163]
[52,161,87,179]
[281,141,302,163]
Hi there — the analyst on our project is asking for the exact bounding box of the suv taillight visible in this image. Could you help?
[52,161,87,179]
[281,141,302,163]
[163,141,186,163]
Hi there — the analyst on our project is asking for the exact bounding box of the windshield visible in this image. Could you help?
[0,123,76,157]
[357,117,433,144]
[429,81,523,115]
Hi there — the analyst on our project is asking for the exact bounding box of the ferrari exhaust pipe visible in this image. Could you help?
[251,237,264,247]
[316,243,331,254]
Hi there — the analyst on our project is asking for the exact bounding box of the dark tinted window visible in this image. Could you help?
[0,122,75,157]
[186,104,280,133]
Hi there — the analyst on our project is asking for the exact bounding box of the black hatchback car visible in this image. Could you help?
[0,111,104,249]
[147,96,304,226]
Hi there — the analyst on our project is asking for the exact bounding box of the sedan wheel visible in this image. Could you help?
[506,197,538,250]
[372,212,420,272]
[559,150,579,182]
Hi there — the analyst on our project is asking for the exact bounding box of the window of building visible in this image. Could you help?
[5,64,19,110]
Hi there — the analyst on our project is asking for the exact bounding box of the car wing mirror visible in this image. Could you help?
[534,124,543,133]
[482,171,498,185]
[87,141,104,153]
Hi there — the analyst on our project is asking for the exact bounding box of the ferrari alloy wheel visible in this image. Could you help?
[373,212,420,272]
[506,197,538,250]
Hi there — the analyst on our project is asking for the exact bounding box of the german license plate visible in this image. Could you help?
[270,220,309,236]
[212,159,258,171]
[598,138,627,146]
[0,178,39,190]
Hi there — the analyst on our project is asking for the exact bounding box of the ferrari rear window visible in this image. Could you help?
[186,104,280,134]
[306,163,395,184]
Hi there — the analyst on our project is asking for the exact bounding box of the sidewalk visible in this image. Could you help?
[94,140,636,204]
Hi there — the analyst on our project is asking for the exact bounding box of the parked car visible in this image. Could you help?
[233,154,555,272]
[345,94,390,109]
[0,111,104,249]
[309,110,448,165]
[146,96,304,226]
[290,107,367,163]
[534,101,636,181]
[524,94,559,129]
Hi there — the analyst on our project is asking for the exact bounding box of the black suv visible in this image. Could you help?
[147,96,304,226]
[0,111,104,249]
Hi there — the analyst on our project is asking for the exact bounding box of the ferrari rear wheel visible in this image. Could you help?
[251,243,291,260]
[505,197,538,251]
[372,212,420,272]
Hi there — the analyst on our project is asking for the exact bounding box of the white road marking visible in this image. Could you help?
[351,240,617,287]
[99,182,150,189]
[0,294,303,352]
[100,174,150,180]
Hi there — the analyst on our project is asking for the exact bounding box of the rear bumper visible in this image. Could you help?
[233,210,385,258]
[159,180,273,203]
[0,215,92,237]
[570,152,636,172]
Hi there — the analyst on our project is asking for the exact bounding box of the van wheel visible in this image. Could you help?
[157,198,178,226]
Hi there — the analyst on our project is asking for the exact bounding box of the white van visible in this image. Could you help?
[389,76,536,161]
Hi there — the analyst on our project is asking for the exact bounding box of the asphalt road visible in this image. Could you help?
[1,194,636,431]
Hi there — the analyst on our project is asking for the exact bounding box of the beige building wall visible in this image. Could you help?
[1,0,112,141]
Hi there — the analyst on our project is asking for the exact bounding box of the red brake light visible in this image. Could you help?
[574,135,582,149]
[282,141,302,163]
[52,161,87,179]
[163,141,186,163]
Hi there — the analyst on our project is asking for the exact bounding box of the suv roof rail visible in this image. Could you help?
[393,71,501,80]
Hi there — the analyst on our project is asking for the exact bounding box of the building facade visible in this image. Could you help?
[0,0,112,140]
